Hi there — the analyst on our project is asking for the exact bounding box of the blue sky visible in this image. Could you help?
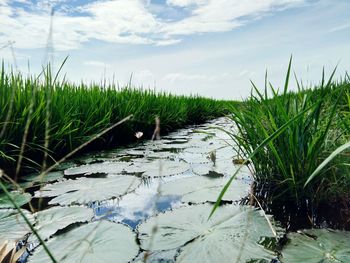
[0,0,349,99]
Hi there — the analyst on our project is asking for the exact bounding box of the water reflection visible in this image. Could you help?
[87,117,250,230]
[91,175,186,229]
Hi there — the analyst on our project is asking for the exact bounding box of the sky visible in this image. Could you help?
[0,0,349,99]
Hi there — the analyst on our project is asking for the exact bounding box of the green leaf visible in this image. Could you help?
[138,203,282,263]
[283,55,293,95]
[192,158,248,178]
[304,141,350,186]
[35,175,141,205]
[64,161,132,176]
[21,171,64,188]
[129,159,190,177]
[29,206,94,242]
[29,221,139,263]
[0,209,34,243]
[65,159,190,178]
[160,175,249,203]
[0,191,32,208]
[209,102,316,218]
[281,229,350,263]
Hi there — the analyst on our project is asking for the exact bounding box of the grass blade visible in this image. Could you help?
[209,102,316,219]
[304,141,350,186]
[0,170,57,262]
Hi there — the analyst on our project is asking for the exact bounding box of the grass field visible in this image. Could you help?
[0,63,231,179]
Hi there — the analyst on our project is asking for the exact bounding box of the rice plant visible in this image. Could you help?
[0,62,231,179]
[222,58,350,229]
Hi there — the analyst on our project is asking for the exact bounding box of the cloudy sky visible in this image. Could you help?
[0,0,349,99]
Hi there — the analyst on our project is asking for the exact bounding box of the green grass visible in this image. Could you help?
[0,62,231,179]
[221,59,350,229]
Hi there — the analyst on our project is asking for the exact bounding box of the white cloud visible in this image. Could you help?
[134,69,154,79]
[328,23,350,33]
[164,73,206,82]
[84,60,110,67]
[132,69,155,87]
[237,70,255,78]
[82,0,159,36]
[155,38,182,46]
[162,0,303,35]
[0,0,304,50]
[0,0,160,50]
[163,72,230,82]
[166,0,207,8]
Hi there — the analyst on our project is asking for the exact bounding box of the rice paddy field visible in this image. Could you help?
[221,65,350,230]
[0,63,231,179]
[0,62,349,263]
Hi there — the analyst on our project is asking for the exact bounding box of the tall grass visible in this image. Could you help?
[0,62,231,178]
[223,59,350,229]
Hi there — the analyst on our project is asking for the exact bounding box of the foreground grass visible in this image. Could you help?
[224,61,350,229]
[0,64,231,178]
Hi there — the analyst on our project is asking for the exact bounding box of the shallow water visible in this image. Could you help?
[77,117,251,229]
[6,117,261,263]
[4,117,350,263]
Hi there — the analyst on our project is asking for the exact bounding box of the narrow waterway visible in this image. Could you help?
[32,117,254,262]
[85,117,252,229]
[4,117,289,263]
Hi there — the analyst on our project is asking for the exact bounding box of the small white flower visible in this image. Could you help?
[135,132,143,139]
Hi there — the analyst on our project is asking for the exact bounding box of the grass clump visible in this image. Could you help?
[226,59,350,229]
[0,62,231,179]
